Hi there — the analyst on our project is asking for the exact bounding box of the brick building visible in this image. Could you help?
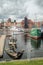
[21,19,34,29]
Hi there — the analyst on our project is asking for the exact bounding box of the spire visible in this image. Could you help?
[24,17,28,28]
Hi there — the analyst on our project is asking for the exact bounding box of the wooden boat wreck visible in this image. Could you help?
[30,28,41,40]
[9,41,17,50]
[9,37,17,50]
[5,49,24,59]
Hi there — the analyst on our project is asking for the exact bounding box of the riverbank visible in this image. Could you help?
[0,59,43,65]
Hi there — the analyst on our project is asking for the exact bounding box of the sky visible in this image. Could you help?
[0,0,43,22]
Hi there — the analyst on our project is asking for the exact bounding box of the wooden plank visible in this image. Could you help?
[0,35,6,57]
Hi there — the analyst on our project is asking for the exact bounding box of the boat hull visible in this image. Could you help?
[31,36,41,40]
[30,28,41,40]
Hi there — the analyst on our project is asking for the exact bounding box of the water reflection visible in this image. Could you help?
[31,38,41,49]
[27,38,43,58]
[24,34,27,43]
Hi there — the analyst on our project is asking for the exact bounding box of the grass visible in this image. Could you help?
[0,60,43,65]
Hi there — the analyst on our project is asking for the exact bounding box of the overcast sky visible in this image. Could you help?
[0,0,43,22]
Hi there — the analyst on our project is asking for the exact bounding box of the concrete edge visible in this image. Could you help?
[0,57,43,63]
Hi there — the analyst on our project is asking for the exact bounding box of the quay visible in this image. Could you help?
[0,35,6,57]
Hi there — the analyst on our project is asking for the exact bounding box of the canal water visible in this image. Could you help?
[0,29,43,61]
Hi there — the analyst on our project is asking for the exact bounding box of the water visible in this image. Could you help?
[27,39,43,59]
[0,29,43,61]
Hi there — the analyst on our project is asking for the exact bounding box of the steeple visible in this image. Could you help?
[24,17,28,28]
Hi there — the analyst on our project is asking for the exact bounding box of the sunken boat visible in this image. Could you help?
[5,49,24,59]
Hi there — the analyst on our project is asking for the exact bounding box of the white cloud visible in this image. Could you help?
[0,0,43,22]
[0,7,2,14]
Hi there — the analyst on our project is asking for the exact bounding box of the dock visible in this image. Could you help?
[0,35,6,57]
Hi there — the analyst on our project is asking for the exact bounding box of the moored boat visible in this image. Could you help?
[30,28,41,40]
